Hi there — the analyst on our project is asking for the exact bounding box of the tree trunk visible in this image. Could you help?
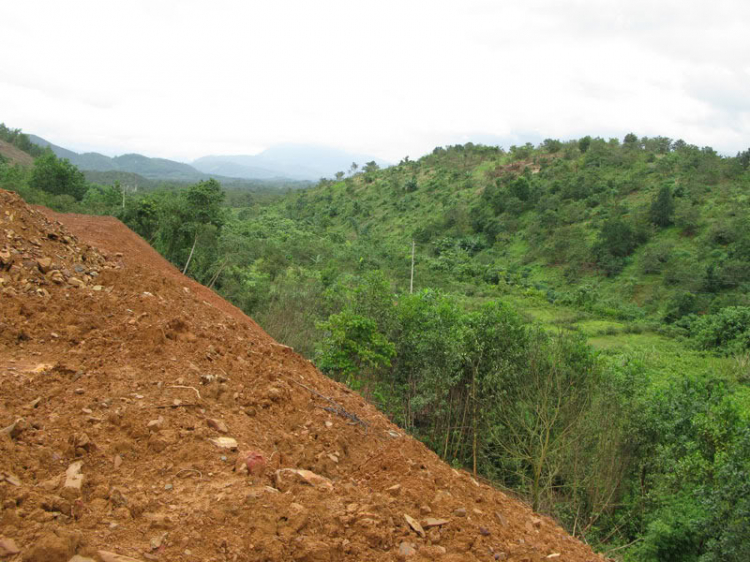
[183,231,198,275]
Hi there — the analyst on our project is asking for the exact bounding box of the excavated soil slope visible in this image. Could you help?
[0,189,601,562]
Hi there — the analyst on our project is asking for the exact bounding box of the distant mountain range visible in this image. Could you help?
[192,144,391,181]
[28,135,215,182]
[29,135,389,183]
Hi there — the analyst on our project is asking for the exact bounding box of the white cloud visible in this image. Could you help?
[1,0,749,162]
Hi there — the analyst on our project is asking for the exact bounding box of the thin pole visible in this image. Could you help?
[183,231,198,275]
[410,240,415,294]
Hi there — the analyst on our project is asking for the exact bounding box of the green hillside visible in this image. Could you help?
[270,138,750,324]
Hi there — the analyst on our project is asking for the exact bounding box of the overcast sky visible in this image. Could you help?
[2,0,749,162]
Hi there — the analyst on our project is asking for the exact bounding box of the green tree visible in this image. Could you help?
[30,153,88,201]
[363,161,380,174]
[487,332,599,511]
[316,309,395,388]
[461,302,528,477]
[650,184,675,227]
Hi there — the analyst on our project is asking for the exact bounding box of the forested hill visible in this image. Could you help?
[277,137,750,324]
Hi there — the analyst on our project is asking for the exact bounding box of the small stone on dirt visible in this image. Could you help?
[453,507,467,517]
[37,257,53,273]
[147,417,164,432]
[398,542,417,559]
[61,461,84,499]
[275,468,333,491]
[236,451,266,476]
[0,537,21,556]
[207,418,228,433]
[210,436,238,450]
[404,513,426,537]
[422,518,449,528]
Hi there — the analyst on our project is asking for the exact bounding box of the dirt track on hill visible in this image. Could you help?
[1,190,601,562]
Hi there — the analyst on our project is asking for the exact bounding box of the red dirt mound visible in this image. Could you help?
[0,189,601,562]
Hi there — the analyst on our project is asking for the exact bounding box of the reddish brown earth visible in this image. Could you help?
[0,189,602,562]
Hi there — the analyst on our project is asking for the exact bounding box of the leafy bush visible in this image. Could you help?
[689,307,750,354]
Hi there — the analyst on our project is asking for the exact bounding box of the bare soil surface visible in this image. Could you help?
[1,189,601,562]
[0,141,34,168]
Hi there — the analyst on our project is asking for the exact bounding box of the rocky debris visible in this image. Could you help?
[36,257,53,273]
[422,517,449,528]
[149,532,168,551]
[235,450,266,475]
[453,507,467,517]
[68,556,96,562]
[275,468,333,491]
[0,417,26,439]
[146,416,165,432]
[386,483,401,496]
[398,541,417,559]
[404,513,425,538]
[61,461,85,500]
[209,436,237,450]
[207,417,228,433]
[2,471,22,486]
[0,537,21,556]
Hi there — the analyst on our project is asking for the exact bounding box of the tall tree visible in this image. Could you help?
[650,184,675,227]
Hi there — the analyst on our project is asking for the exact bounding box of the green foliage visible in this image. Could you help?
[649,184,675,227]
[623,372,749,562]
[316,309,395,386]
[688,307,750,354]
[30,153,88,201]
[663,291,697,323]
[594,218,644,276]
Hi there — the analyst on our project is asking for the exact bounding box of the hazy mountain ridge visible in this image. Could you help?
[28,134,212,181]
[193,143,391,180]
[28,134,388,182]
